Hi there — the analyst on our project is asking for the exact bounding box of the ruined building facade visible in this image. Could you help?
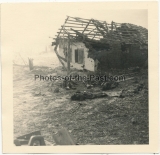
[52,16,148,72]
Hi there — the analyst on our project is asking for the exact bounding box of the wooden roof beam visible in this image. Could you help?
[87,28,97,35]
[62,25,93,29]
[69,16,91,21]
[70,28,102,37]
[57,16,69,39]
[82,20,92,34]
[70,16,107,23]
[91,20,106,37]
[65,22,87,26]
[87,34,103,36]
[103,21,109,33]
[58,29,93,32]
[92,30,100,39]
[67,19,89,24]
[66,22,95,26]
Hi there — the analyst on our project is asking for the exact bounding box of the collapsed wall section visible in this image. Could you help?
[84,41,148,71]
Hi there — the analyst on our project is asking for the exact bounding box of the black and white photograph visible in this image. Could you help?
[1,1,159,153]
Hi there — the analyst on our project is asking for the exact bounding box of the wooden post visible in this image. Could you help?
[28,58,34,70]
[67,36,70,74]
[111,21,113,32]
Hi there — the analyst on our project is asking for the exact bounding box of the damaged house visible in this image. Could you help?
[52,16,148,72]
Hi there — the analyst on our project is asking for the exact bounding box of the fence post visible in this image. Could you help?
[28,58,34,70]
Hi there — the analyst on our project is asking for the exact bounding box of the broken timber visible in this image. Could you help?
[67,36,71,74]
[54,42,67,71]
[52,16,148,45]
[52,16,148,70]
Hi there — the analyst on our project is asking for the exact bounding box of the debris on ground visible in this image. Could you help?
[14,65,149,145]
[71,91,108,101]
[101,81,119,91]
[54,87,59,93]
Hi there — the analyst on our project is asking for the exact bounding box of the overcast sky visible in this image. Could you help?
[1,3,148,56]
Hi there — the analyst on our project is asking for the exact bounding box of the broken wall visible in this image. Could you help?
[93,42,148,71]
[57,38,148,72]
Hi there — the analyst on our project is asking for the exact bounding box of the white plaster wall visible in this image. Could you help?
[58,41,95,72]
[84,50,95,72]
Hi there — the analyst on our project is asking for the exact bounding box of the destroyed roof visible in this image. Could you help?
[52,16,148,46]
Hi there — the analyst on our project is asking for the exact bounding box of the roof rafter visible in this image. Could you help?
[52,16,148,45]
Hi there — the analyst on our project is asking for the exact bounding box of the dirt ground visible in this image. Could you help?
[13,55,149,145]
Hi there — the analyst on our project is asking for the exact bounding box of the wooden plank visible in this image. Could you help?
[61,25,92,30]
[89,31,101,34]
[92,30,100,39]
[67,36,70,74]
[58,54,67,62]
[82,20,91,34]
[54,43,67,71]
[91,20,106,38]
[53,128,75,145]
[67,19,89,24]
[87,36,100,39]
[66,22,94,26]
[28,58,34,70]
[58,33,102,36]
[72,29,102,37]
[63,28,77,38]
[73,16,106,23]
[88,29,100,33]
[63,25,89,28]
[87,28,98,34]
[104,21,109,33]
[111,21,113,32]
[66,22,88,25]
[82,27,94,30]
[58,28,77,39]
[57,16,69,39]
[58,29,91,32]
[69,16,91,21]
[91,18,106,23]
[87,34,103,36]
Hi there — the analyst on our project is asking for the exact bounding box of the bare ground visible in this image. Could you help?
[13,64,149,145]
